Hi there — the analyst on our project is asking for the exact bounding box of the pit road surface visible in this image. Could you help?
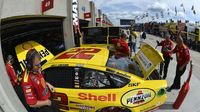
[140,34,200,112]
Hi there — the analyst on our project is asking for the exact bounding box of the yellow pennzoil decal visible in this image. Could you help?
[121,88,156,108]
[15,41,54,70]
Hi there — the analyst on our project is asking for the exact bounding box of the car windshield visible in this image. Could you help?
[82,27,108,44]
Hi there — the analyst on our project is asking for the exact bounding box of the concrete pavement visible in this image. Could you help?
[140,34,200,112]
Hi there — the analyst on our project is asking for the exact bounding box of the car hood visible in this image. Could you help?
[134,43,164,79]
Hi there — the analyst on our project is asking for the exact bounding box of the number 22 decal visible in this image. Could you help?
[56,48,101,60]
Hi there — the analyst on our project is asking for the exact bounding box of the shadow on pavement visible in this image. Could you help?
[159,102,174,110]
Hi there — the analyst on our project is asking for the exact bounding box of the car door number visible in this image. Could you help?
[54,92,69,110]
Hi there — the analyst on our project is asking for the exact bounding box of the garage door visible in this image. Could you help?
[1,17,65,71]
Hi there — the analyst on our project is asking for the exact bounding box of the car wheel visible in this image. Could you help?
[97,107,131,112]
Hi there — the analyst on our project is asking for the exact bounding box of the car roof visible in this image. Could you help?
[48,47,109,67]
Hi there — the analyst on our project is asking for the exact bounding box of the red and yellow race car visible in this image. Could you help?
[40,43,167,112]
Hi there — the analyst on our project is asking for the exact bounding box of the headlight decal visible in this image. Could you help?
[157,88,166,97]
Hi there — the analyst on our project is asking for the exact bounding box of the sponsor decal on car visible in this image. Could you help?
[121,88,156,107]
[136,51,153,72]
[74,68,80,88]
[76,104,95,110]
[128,82,140,87]
[127,91,151,104]
[78,93,116,102]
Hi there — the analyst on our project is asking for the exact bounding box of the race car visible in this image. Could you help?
[15,40,54,71]
[41,43,167,112]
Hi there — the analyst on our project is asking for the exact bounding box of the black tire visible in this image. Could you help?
[96,107,131,112]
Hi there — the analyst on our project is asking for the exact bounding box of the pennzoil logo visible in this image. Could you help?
[127,90,151,104]
[121,89,156,108]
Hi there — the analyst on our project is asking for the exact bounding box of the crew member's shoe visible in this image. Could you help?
[166,87,172,92]
[163,76,166,79]
[167,86,180,92]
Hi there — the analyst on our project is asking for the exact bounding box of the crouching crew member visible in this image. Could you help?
[167,35,190,92]
[157,33,174,79]
[21,49,59,112]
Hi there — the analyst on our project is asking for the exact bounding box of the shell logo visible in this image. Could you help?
[121,88,156,108]
[22,42,33,50]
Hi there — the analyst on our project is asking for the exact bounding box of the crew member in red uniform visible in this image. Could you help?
[112,33,130,57]
[6,55,18,87]
[167,35,190,92]
[21,49,59,112]
[157,33,174,79]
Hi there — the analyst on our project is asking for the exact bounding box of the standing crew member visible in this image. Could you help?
[21,49,59,112]
[5,55,19,87]
[5,55,31,111]
[156,33,174,79]
[107,39,141,75]
[112,33,130,57]
[129,30,137,53]
[128,31,133,52]
[139,29,146,48]
[167,35,190,92]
